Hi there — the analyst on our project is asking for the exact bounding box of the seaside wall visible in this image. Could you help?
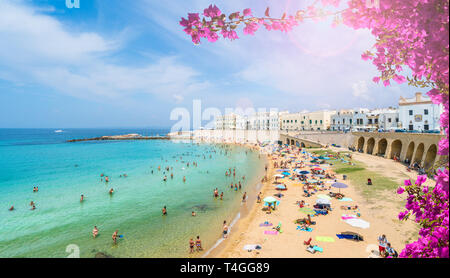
[285,131,355,148]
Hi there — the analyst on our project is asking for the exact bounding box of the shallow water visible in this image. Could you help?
[0,129,265,258]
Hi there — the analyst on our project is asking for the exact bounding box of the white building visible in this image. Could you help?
[398,92,442,132]
[374,108,399,131]
[331,110,355,131]
[281,110,336,131]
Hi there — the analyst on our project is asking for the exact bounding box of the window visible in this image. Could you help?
[320,120,323,124]
[333,119,335,124]
[295,120,297,123]
[409,125,413,130]
[409,110,413,115]
[349,119,352,124]
[375,119,378,124]
[424,109,429,115]
[424,124,429,130]
[301,121,304,124]
[343,119,345,124]
[388,118,392,123]
[315,120,317,124]
[368,119,373,124]
[309,120,312,124]
[396,118,399,122]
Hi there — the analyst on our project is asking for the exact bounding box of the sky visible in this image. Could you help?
[0,0,426,128]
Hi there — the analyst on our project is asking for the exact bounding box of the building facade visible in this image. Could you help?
[398,93,442,132]
[280,110,336,131]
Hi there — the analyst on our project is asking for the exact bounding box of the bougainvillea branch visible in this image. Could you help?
[180,0,449,258]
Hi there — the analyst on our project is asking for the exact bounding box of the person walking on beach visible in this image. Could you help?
[257,192,261,203]
[222,221,229,238]
[242,192,247,202]
[93,226,99,238]
[378,234,388,257]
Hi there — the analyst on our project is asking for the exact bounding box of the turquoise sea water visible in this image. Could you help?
[0,129,265,258]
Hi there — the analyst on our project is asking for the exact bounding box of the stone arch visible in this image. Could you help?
[389,140,402,159]
[286,138,290,145]
[296,141,299,147]
[405,142,415,163]
[357,137,365,151]
[377,138,388,156]
[291,139,295,146]
[414,143,425,164]
[301,142,306,148]
[423,144,437,169]
[366,138,375,154]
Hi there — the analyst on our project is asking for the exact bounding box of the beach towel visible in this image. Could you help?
[264,230,278,235]
[344,218,370,229]
[297,226,313,232]
[312,246,323,253]
[339,197,353,202]
[299,207,315,214]
[259,223,273,227]
[315,236,335,243]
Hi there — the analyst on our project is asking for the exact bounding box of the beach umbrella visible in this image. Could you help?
[274,174,284,178]
[276,184,286,190]
[332,182,348,193]
[315,175,325,178]
[276,169,290,172]
[307,179,319,183]
[299,171,310,174]
[282,172,291,176]
[263,196,277,203]
[313,167,323,171]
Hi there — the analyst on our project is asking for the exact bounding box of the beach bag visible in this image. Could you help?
[306,246,316,254]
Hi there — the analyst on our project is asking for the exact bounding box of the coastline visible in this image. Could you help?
[211,145,420,258]
[204,144,274,258]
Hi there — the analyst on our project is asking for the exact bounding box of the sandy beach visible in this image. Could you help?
[212,144,425,258]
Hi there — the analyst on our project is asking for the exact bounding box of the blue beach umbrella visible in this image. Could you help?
[299,171,310,174]
[276,184,286,190]
[332,182,348,193]
[282,172,291,176]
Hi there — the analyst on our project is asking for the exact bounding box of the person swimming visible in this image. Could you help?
[9,205,14,211]
[192,211,196,217]
[109,188,114,195]
[162,206,167,216]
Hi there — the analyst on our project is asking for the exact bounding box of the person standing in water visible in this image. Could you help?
[196,236,203,251]
[162,206,167,216]
[93,226,99,238]
[222,221,229,238]
[189,238,195,253]
[112,230,118,244]
[80,194,84,202]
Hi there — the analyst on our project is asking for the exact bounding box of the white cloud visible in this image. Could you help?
[0,0,209,103]
[352,80,370,100]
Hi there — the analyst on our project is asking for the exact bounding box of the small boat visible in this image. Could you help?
[54,130,63,133]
